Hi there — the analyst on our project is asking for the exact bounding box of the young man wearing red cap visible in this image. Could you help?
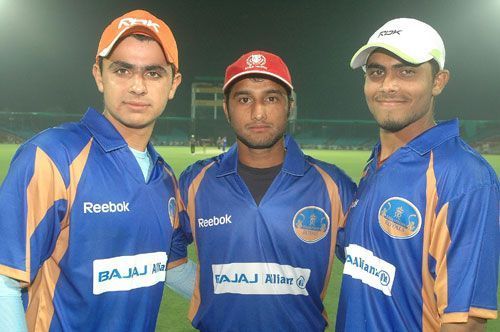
[336,18,499,331]
[177,50,356,331]
[0,9,190,331]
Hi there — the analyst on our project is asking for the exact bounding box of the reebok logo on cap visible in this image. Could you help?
[118,17,160,33]
[350,18,446,70]
[96,9,179,72]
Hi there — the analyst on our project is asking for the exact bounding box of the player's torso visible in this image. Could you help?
[191,166,334,332]
[339,148,431,331]
[36,143,175,331]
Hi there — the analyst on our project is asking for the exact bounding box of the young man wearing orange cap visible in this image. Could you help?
[0,9,190,331]
[177,50,356,331]
[336,18,499,331]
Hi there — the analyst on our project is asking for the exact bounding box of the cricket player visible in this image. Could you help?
[336,18,499,331]
[0,9,191,331]
[178,50,356,331]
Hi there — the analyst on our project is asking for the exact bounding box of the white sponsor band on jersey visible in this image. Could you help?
[83,201,130,214]
[343,244,396,296]
[93,252,167,295]
[198,214,232,228]
[212,262,310,296]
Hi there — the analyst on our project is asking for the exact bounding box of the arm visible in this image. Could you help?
[165,260,196,299]
[0,275,27,332]
[432,184,498,324]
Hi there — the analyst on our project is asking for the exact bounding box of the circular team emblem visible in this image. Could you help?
[378,197,422,239]
[168,197,176,226]
[246,54,267,69]
[292,206,330,243]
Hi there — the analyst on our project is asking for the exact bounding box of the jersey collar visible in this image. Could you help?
[81,108,163,163]
[216,135,308,177]
[407,119,459,155]
[82,108,127,152]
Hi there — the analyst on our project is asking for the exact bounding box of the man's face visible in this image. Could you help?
[92,36,181,133]
[363,50,447,133]
[224,77,290,149]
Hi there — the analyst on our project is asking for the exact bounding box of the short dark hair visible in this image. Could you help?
[97,34,156,73]
[429,59,440,78]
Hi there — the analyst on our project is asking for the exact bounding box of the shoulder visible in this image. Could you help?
[14,122,93,182]
[432,137,498,201]
[25,122,92,160]
[306,155,356,189]
[179,155,219,189]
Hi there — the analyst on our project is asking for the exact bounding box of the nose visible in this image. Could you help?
[129,73,147,95]
[251,101,267,121]
[379,71,399,94]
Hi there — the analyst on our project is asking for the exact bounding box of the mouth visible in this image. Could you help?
[247,124,272,133]
[375,99,408,107]
[123,101,150,110]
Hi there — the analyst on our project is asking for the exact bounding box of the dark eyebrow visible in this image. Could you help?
[109,60,134,70]
[265,89,286,96]
[108,61,168,74]
[393,62,421,68]
[144,65,168,74]
[366,62,421,70]
[232,89,285,97]
[365,63,385,70]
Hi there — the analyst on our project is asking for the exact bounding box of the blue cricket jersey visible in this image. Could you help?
[179,136,356,332]
[336,119,499,331]
[0,108,186,331]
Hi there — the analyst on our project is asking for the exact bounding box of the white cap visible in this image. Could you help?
[350,18,445,70]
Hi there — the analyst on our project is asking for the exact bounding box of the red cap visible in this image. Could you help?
[223,50,293,92]
[96,9,179,72]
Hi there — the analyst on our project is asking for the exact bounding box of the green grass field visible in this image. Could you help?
[0,144,498,331]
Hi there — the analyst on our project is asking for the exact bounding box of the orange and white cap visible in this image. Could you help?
[96,9,179,72]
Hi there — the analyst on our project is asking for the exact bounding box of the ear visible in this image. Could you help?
[168,72,182,100]
[432,69,450,96]
[222,98,231,123]
[92,63,104,93]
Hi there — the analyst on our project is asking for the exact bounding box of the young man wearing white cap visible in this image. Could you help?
[336,18,499,331]
[0,9,191,331]
[176,50,355,331]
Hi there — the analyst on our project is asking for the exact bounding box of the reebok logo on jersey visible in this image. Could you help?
[212,262,310,296]
[343,244,396,296]
[198,214,232,228]
[83,201,130,214]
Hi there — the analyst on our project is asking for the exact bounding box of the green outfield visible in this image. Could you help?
[0,144,499,331]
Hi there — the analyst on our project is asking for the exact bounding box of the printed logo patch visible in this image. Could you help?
[293,206,330,243]
[378,197,422,239]
[245,54,267,69]
[93,252,167,295]
[168,197,176,226]
[343,244,396,296]
[212,262,310,295]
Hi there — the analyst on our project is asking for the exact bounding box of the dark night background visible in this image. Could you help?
[0,0,499,121]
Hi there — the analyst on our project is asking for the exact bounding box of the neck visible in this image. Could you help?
[379,116,435,160]
[237,138,285,168]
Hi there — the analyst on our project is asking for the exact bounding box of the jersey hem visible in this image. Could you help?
[441,307,498,323]
[0,264,30,284]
